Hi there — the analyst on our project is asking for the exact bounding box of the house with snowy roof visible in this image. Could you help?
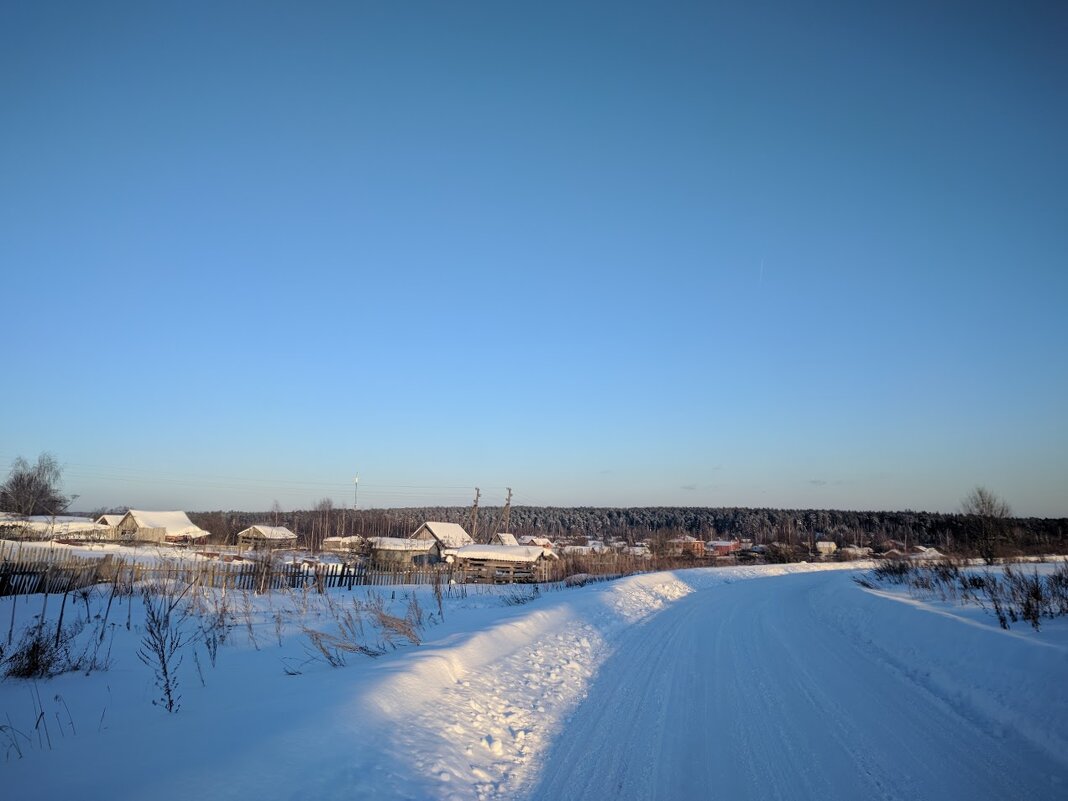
[114,510,210,544]
[369,536,440,566]
[910,546,945,561]
[492,532,519,546]
[237,525,298,551]
[410,521,473,549]
[518,535,554,549]
[815,539,838,557]
[1,515,109,540]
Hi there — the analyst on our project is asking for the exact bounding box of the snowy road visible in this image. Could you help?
[529,572,1067,801]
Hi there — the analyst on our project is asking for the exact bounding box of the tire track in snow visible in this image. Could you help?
[527,571,1068,801]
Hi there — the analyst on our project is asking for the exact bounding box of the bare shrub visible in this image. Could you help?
[2,610,110,680]
[3,625,67,679]
[872,559,913,584]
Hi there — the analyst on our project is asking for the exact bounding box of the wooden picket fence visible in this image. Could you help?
[0,543,474,597]
[0,542,664,598]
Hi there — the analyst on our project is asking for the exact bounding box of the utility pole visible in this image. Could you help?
[470,487,481,543]
[502,487,513,534]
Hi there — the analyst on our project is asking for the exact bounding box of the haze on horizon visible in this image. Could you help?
[2,2,1066,518]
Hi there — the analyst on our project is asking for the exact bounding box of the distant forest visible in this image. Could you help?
[185,505,1068,556]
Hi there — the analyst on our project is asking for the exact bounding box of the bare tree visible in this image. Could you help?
[0,453,70,516]
[962,486,1012,564]
[310,497,333,552]
[961,486,1012,519]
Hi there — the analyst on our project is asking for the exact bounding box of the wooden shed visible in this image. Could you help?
[369,536,440,566]
[237,525,298,551]
[444,544,558,583]
[322,535,367,554]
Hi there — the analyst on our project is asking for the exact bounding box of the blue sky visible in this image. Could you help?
[2,1,1066,516]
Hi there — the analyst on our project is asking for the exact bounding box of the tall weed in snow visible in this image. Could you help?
[299,590,427,668]
[301,601,386,667]
[137,584,195,712]
[863,559,1068,631]
[3,591,114,679]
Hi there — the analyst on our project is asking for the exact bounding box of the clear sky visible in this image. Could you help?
[2,1,1066,516]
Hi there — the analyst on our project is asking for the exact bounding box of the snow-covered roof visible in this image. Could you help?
[562,545,595,555]
[707,540,737,547]
[96,514,124,526]
[26,521,96,527]
[413,521,473,549]
[323,535,364,547]
[518,535,554,548]
[493,532,519,546]
[239,525,297,541]
[120,510,208,539]
[444,545,558,563]
[370,536,437,552]
[5,519,109,537]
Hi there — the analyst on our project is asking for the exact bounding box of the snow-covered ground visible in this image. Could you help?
[1,562,1065,800]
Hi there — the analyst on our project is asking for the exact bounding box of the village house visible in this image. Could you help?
[706,539,743,557]
[626,543,652,559]
[492,532,520,546]
[410,521,473,550]
[237,525,298,551]
[815,540,838,557]
[113,510,210,544]
[518,535,555,549]
[668,535,705,557]
[839,545,873,560]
